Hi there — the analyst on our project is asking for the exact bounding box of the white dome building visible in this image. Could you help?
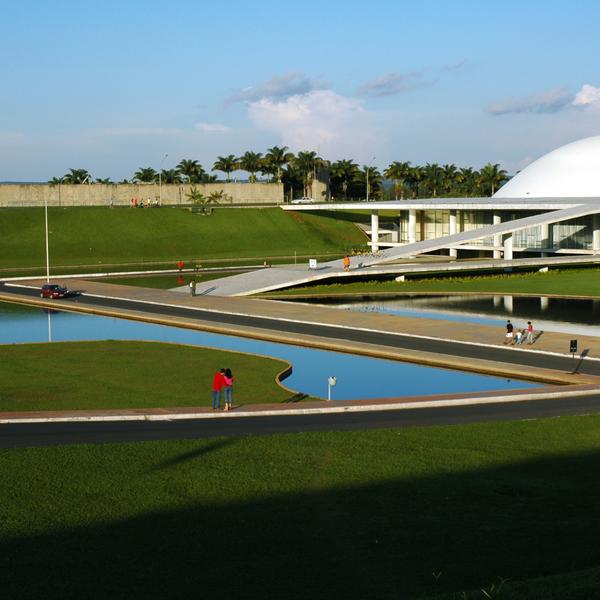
[494,136,600,198]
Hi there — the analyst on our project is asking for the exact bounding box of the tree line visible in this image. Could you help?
[49,147,509,199]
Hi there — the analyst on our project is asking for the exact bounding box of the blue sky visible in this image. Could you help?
[2,0,600,180]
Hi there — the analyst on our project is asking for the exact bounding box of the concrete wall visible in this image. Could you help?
[0,182,284,207]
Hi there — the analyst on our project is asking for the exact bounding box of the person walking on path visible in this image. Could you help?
[211,369,225,410]
[343,255,350,272]
[223,368,234,411]
[526,321,534,344]
[189,280,196,296]
[503,320,514,344]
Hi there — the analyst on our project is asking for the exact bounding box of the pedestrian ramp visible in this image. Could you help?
[181,203,600,296]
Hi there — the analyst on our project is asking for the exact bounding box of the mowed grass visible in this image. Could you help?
[0,206,365,269]
[268,267,600,298]
[2,416,600,599]
[104,270,233,289]
[0,341,294,411]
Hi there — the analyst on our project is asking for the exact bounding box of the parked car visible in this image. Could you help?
[291,196,315,205]
[40,284,69,299]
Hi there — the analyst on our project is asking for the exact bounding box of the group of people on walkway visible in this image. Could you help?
[503,319,536,345]
[211,368,234,410]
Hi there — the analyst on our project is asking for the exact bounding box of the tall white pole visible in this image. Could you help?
[44,195,50,283]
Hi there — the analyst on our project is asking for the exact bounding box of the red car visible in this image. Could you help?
[40,284,69,299]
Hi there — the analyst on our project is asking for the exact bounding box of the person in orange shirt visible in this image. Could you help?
[343,255,350,271]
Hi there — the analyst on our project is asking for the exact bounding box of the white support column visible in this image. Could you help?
[449,210,457,258]
[503,233,513,261]
[493,213,502,259]
[408,209,416,244]
[593,214,600,254]
[371,210,380,253]
[540,222,555,256]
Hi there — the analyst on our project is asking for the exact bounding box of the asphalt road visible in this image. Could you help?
[2,282,598,376]
[1,395,599,448]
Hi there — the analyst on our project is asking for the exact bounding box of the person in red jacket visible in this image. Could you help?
[211,369,225,409]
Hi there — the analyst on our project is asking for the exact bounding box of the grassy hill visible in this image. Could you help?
[0,206,366,270]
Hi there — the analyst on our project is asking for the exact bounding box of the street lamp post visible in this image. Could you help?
[44,194,50,283]
[159,153,168,206]
[366,156,376,202]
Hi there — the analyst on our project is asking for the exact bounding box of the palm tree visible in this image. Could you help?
[422,163,444,197]
[330,159,359,199]
[186,186,206,205]
[263,146,294,183]
[133,167,158,183]
[238,151,263,183]
[160,169,182,184]
[62,168,92,184]
[456,167,477,196]
[405,166,423,198]
[478,163,509,196]
[177,159,204,184]
[95,177,113,184]
[441,163,458,194]
[295,150,324,197]
[48,177,63,185]
[384,161,412,199]
[212,155,238,182]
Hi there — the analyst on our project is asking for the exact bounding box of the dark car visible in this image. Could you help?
[40,284,69,299]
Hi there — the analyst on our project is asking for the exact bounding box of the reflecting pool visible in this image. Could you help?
[0,301,535,400]
[305,295,600,337]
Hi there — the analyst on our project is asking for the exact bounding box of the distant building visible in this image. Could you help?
[286,137,600,259]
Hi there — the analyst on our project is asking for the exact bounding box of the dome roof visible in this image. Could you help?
[494,136,600,198]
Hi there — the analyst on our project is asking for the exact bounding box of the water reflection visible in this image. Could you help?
[0,301,533,400]
[307,295,600,337]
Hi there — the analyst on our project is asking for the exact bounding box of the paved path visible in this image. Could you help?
[176,254,600,296]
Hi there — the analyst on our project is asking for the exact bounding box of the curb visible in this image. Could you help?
[1,387,597,424]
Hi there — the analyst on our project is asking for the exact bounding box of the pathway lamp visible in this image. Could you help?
[327,376,337,401]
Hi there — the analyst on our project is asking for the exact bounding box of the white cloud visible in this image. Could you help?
[195,122,231,133]
[247,90,379,160]
[487,87,574,115]
[357,71,432,97]
[573,84,600,107]
[227,71,326,104]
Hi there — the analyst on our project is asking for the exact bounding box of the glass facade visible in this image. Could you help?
[393,210,595,252]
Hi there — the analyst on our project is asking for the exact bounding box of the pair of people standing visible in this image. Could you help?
[211,368,234,410]
[504,320,535,345]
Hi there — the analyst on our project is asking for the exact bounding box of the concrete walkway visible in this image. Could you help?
[177,254,600,296]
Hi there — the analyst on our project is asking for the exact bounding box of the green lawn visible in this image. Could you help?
[265,267,600,298]
[2,416,600,599]
[0,206,365,270]
[0,340,296,411]
[104,270,234,289]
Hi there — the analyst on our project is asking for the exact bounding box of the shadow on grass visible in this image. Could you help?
[151,438,237,470]
[3,449,600,599]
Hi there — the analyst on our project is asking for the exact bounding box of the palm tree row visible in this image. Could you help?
[50,152,509,199]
